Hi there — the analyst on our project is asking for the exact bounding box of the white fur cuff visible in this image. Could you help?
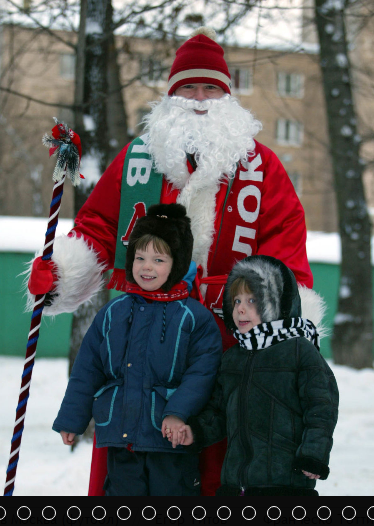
[25,234,106,316]
[298,285,329,339]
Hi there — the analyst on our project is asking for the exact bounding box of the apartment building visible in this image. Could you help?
[1,23,339,231]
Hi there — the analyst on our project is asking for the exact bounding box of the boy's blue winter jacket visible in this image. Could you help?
[53,293,222,452]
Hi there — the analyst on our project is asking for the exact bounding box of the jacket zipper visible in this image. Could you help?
[120,303,140,444]
[238,349,256,490]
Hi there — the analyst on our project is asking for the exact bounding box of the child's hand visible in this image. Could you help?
[178,424,194,446]
[165,427,186,448]
[162,415,185,448]
[302,470,320,480]
[60,431,76,446]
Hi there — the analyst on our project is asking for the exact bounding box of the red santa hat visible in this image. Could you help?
[168,27,232,95]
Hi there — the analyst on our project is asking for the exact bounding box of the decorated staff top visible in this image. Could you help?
[42,118,83,186]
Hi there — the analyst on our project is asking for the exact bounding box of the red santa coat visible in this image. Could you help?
[72,139,312,496]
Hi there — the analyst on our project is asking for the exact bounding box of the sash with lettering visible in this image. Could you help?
[107,135,163,291]
[204,150,265,320]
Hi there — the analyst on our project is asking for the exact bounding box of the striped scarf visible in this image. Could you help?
[234,318,320,352]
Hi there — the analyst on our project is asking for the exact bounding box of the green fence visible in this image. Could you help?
[1,253,72,357]
[309,262,341,358]
[0,251,345,359]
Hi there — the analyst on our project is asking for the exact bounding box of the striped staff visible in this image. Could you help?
[4,119,83,496]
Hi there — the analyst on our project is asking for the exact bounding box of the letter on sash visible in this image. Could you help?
[127,158,152,186]
[232,226,256,257]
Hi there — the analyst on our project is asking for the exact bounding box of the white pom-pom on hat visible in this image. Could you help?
[189,27,217,41]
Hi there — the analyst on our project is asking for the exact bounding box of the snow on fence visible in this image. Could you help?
[0,216,351,263]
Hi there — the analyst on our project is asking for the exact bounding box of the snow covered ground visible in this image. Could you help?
[0,356,373,496]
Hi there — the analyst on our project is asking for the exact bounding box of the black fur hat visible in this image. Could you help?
[223,255,301,330]
[125,203,193,291]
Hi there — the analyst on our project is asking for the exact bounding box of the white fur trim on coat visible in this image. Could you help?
[299,285,329,339]
[177,177,219,273]
[24,234,106,316]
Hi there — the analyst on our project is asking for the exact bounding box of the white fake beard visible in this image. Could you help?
[143,95,262,272]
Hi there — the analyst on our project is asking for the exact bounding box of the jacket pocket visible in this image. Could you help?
[151,385,177,431]
[92,378,123,427]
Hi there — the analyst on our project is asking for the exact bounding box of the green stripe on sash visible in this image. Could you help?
[108,135,163,290]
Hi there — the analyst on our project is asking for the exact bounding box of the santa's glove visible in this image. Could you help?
[28,256,58,295]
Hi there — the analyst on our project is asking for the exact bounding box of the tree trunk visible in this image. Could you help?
[69,0,125,444]
[70,0,113,371]
[106,1,129,163]
[314,0,373,368]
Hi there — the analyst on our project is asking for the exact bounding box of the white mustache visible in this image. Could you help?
[169,94,231,112]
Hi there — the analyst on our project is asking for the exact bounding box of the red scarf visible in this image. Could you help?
[125,280,189,301]
[191,265,228,306]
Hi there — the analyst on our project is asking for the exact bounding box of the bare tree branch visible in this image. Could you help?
[0,85,74,108]
[5,0,77,50]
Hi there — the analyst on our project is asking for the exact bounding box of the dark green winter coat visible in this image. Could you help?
[188,255,339,497]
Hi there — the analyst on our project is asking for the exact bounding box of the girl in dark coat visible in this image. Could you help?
[175,255,339,496]
[52,204,222,496]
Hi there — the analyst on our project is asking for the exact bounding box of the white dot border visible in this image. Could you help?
[67,506,81,521]
[17,507,31,521]
[317,506,331,521]
[142,506,156,521]
[242,506,256,520]
[267,506,281,521]
[192,506,206,520]
[42,506,56,521]
[217,506,231,521]
[117,506,132,521]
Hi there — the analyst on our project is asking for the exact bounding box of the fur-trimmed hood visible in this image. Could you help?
[223,255,326,333]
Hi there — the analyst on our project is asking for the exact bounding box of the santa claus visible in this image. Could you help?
[28,27,313,496]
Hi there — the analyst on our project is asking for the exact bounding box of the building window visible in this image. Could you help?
[60,54,75,80]
[229,68,252,94]
[140,58,166,86]
[277,72,304,98]
[276,119,303,146]
[289,171,302,196]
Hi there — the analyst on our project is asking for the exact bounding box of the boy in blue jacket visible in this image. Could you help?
[53,204,222,496]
